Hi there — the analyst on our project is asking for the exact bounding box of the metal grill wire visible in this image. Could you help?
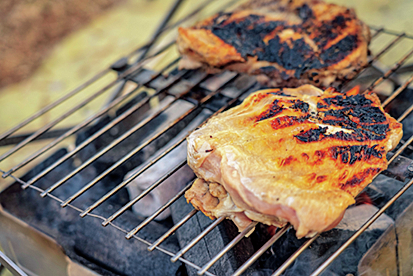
[0,3,413,275]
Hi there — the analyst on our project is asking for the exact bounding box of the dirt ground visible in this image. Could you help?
[0,0,123,88]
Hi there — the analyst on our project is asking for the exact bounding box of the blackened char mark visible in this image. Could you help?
[258,36,321,78]
[323,109,390,136]
[208,13,281,58]
[256,100,284,122]
[323,94,373,107]
[207,12,360,78]
[361,124,389,136]
[350,106,387,124]
[312,13,351,48]
[322,117,359,130]
[321,102,390,136]
[290,99,310,113]
[295,127,328,142]
[340,168,381,190]
[335,128,386,141]
[295,126,387,143]
[324,108,351,120]
[320,35,358,64]
[331,15,347,28]
[331,145,383,165]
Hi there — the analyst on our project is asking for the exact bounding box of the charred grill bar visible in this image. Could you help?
[1,1,413,275]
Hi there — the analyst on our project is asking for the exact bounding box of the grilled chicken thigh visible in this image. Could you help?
[185,85,402,238]
[177,0,370,88]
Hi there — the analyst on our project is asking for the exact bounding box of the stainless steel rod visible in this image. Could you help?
[78,74,241,216]
[5,58,181,177]
[310,177,413,276]
[367,33,405,66]
[4,82,137,177]
[376,27,413,40]
[121,219,217,276]
[342,33,405,91]
[101,160,186,225]
[0,69,110,142]
[170,217,226,263]
[126,181,195,239]
[397,101,413,122]
[38,71,196,196]
[382,74,413,107]
[364,47,413,94]
[126,0,212,58]
[0,75,124,163]
[57,73,209,204]
[148,209,199,251]
[136,0,184,61]
[231,225,292,276]
[23,62,184,189]
[388,134,413,165]
[370,28,384,39]
[198,222,258,275]
[271,234,319,276]
[80,134,187,217]
[0,40,176,163]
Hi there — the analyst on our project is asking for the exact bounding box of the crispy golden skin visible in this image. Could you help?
[185,85,402,238]
[177,0,370,88]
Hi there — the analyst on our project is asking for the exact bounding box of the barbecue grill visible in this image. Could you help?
[1,0,413,275]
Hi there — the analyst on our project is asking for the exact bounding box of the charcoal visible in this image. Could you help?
[124,109,212,220]
[0,149,181,276]
[170,197,256,276]
[257,204,394,276]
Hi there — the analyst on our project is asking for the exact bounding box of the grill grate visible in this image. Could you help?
[1,1,413,275]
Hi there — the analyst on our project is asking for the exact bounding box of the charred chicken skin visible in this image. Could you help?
[177,0,370,88]
[185,85,402,238]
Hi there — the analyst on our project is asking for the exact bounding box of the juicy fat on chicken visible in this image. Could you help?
[185,85,402,238]
[177,0,370,88]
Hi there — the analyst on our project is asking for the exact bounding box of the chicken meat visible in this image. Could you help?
[177,0,370,88]
[185,85,402,238]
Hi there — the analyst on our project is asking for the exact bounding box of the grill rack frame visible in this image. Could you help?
[1,1,413,275]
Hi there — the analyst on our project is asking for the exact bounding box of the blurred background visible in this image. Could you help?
[0,0,412,274]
